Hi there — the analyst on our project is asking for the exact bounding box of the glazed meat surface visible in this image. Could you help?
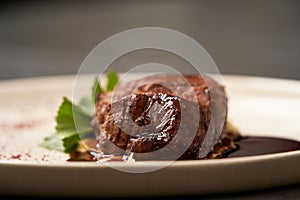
[93,74,228,159]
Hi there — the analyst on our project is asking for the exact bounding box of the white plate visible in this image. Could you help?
[0,75,299,197]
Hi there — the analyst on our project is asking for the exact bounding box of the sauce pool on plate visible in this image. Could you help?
[227,136,300,158]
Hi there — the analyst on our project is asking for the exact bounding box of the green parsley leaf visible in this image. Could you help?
[41,97,93,153]
[106,70,119,91]
[62,134,81,153]
[40,133,64,152]
[92,77,103,103]
[56,97,92,134]
[41,71,119,153]
[78,96,94,116]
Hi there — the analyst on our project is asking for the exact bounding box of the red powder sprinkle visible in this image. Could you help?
[24,152,31,158]
[41,155,48,162]
[10,154,22,160]
[0,120,40,131]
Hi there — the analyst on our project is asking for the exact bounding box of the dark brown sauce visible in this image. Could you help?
[71,136,300,161]
[227,136,300,158]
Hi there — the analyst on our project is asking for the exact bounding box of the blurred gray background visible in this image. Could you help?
[0,0,299,80]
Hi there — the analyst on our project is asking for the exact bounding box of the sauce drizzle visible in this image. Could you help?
[227,136,300,158]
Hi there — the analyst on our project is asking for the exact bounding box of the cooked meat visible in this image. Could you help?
[95,92,112,124]
[101,93,205,160]
[103,94,180,152]
[93,74,228,160]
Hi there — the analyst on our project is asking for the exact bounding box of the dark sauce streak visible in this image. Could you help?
[73,136,300,162]
[226,136,300,158]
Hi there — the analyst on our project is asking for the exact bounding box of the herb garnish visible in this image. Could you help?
[41,71,119,153]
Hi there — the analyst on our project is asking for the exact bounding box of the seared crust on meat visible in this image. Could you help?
[93,74,229,159]
[103,94,181,153]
